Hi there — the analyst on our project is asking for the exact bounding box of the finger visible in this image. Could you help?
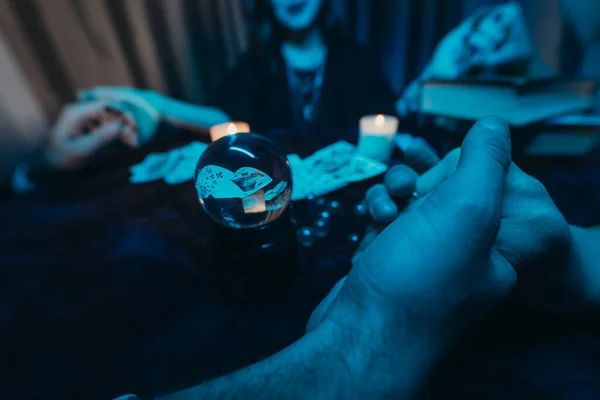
[468,29,504,53]
[73,121,122,154]
[415,148,460,195]
[494,2,523,25]
[357,118,511,284]
[115,92,160,121]
[121,110,139,131]
[403,138,441,174]
[456,117,511,193]
[454,5,493,38]
[120,125,139,148]
[384,165,418,198]
[424,117,511,244]
[365,184,398,224]
[77,86,130,101]
[345,118,513,320]
[59,101,114,135]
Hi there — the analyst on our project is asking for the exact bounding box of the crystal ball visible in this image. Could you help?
[194,133,292,229]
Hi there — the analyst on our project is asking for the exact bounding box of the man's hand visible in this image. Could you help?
[308,117,517,397]
[337,123,573,316]
[44,101,138,170]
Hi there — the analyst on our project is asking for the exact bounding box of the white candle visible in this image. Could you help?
[357,114,399,162]
[242,190,266,214]
[210,121,250,142]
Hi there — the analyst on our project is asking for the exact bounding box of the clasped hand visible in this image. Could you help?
[304,117,572,396]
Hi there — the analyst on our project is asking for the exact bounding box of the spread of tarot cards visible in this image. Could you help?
[287,141,388,200]
[129,140,388,201]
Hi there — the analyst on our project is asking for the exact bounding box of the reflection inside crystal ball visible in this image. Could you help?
[194,133,292,229]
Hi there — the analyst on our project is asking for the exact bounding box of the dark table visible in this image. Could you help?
[1,128,600,400]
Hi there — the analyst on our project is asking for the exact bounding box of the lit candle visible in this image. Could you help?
[210,121,250,142]
[242,190,266,214]
[357,114,399,163]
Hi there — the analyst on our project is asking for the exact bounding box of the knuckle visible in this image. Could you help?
[510,173,548,196]
[481,134,512,171]
[527,206,569,243]
[366,184,386,198]
[452,195,497,221]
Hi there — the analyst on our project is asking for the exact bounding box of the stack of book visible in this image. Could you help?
[417,77,599,159]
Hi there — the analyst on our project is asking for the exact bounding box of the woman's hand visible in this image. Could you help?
[44,101,138,170]
[427,2,535,79]
[77,86,163,145]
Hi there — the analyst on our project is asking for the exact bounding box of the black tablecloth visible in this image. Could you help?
[1,129,600,399]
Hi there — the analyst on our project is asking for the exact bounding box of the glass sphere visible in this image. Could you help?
[194,133,292,229]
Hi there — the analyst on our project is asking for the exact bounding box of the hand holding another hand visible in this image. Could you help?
[78,86,163,146]
[426,2,535,80]
[44,101,139,170]
[306,117,518,396]
[311,118,573,342]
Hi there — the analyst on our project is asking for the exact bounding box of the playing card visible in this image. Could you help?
[163,158,197,185]
[346,154,388,182]
[231,167,273,196]
[310,173,349,197]
[302,141,355,175]
[264,181,288,201]
[176,141,209,160]
[287,153,309,200]
[196,165,240,199]
[129,152,174,183]
[286,141,387,200]
[162,143,207,185]
[130,141,208,185]
[286,153,303,174]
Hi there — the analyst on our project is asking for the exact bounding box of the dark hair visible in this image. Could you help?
[245,0,344,73]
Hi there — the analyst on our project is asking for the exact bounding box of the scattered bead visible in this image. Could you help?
[297,227,316,247]
[313,218,330,238]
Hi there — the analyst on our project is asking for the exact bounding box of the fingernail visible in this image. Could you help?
[479,117,508,134]
[105,105,123,116]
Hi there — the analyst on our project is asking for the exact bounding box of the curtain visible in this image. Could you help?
[0,0,248,118]
[331,0,464,94]
[0,0,248,177]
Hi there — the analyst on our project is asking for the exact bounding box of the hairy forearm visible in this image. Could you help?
[159,320,428,400]
[161,97,231,129]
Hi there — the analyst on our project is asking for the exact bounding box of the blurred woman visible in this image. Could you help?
[80,0,534,148]
[211,0,396,140]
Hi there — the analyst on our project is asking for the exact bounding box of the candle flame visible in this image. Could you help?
[226,123,238,135]
[375,114,385,127]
